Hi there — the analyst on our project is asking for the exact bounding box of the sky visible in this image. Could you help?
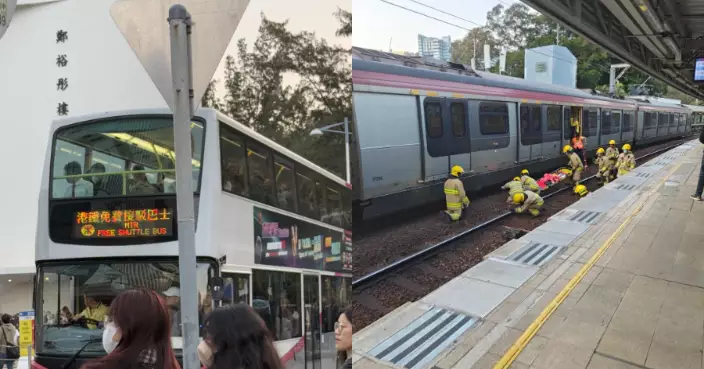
[353,0,519,53]
[210,0,352,97]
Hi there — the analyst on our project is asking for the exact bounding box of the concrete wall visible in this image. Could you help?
[0,0,168,275]
[0,281,33,314]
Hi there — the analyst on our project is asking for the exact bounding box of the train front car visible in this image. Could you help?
[35,108,352,369]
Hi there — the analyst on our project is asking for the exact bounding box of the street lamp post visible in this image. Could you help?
[309,117,351,185]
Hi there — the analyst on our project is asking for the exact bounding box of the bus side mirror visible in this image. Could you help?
[209,277,224,300]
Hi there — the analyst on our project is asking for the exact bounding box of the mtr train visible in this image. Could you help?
[352,47,694,221]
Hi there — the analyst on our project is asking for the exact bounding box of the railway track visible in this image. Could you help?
[352,139,689,330]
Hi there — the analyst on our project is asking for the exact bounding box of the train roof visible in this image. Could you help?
[52,108,348,187]
[684,104,704,113]
[352,46,630,106]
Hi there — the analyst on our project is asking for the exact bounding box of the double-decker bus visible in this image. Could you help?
[33,108,352,369]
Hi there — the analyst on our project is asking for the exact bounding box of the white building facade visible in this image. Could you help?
[417,34,451,62]
[0,0,168,314]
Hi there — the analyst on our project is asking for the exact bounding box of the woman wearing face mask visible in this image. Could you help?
[335,309,352,369]
[82,289,180,369]
[197,305,282,369]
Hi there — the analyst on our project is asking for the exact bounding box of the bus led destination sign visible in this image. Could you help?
[74,208,173,238]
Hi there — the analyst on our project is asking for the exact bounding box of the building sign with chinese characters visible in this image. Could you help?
[74,208,173,239]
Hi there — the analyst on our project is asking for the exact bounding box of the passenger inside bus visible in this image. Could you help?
[88,163,124,196]
[222,159,246,194]
[129,165,159,194]
[63,161,93,198]
[68,294,109,329]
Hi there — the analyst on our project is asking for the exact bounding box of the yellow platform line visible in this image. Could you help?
[493,162,683,369]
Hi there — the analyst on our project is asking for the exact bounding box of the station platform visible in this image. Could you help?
[352,140,704,369]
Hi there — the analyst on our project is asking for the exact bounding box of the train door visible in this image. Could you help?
[468,101,513,174]
[422,97,451,181]
[445,99,472,173]
[517,103,542,162]
[542,105,562,159]
[301,273,321,369]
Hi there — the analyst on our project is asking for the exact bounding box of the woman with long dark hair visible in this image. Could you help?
[335,308,352,369]
[81,289,180,369]
[197,305,282,369]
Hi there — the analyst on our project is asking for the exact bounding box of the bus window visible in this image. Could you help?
[52,140,87,198]
[327,186,343,227]
[221,272,250,305]
[317,182,327,223]
[296,173,318,219]
[274,157,295,212]
[321,276,351,334]
[220,126,247,196]
[247,144,274,205]
[51,117,205,199]
[252,270,302,341]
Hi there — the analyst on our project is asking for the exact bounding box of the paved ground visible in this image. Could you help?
[353,141,704,369]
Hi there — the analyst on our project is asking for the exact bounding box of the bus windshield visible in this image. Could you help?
[37,261,213,355]
[51,116,205,199]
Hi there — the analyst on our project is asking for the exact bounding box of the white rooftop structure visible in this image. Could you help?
[524,45,577,89]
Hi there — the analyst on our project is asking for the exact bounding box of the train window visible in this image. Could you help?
[424,102,443,138]
[520,106,530,136]
[658,113,668,128]
[252,270,302,340]
[622,113,632,132]
[326,186,343,227]
[547,107,561,131]
[531,106,541,131]
[274,157,295,212]
[669,114,677,127]
[479,102,509,135]
[584,109,598,137]
[220,125,248,196]
[643,112,653,129]
[601,110,612,134]
[316,181,327,222]
[611,111,621,133]
[450,103,466,137]
[247,143,275,206]
[296,173,317,219]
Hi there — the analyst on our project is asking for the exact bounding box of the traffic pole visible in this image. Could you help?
[168,5,199,369]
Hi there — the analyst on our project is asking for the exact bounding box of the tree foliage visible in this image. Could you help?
[452,3,671,96]
[201,11,352,178]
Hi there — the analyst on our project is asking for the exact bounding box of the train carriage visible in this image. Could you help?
[352,47,691,221]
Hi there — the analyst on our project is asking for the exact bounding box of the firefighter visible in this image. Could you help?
[605,140,619,180]
[574,183,589,197]
[502,177,525,203]
[594,148,610,185]
[444,165,470,221]
[513,190,544,217]
[563,145,584,185]
[572,135,587,167]
[520,169,540,193]
[616,144,636,177]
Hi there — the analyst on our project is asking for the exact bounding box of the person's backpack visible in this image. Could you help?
[1,327,19,359]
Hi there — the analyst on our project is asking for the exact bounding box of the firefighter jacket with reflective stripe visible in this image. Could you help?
[444,177,469,210]
[501,180,525,196]
[594,156,610,176]
[515,190,543,213]
[567,152,584,171]
[616,152,635,173]
[605,147,619,164]
[520,175,540,192]
[572,137,584,150]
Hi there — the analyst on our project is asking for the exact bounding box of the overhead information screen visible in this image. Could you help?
[695,58,704,82]
[74,208,173,238]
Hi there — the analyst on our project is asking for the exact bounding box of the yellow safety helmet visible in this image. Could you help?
[597,147,605,155]
[622,143,631,151]
[521,169,529,175]
[513,192,525,204]
[451,165,464,177]
[563,145,573,153]
[574,184,588,197]
[609,140,616,145]
[513,176,521,181]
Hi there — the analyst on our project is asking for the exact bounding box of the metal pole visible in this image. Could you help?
[168,5,199,369]
[609,65,616,95]
[344,117,350,185]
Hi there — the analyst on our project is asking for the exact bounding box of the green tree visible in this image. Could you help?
[203,11,351,178]
[451,27,498,70]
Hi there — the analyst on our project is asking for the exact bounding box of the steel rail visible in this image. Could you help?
[352,141,686,288]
